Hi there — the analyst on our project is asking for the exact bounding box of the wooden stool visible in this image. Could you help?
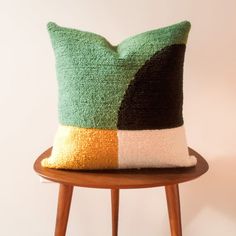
[34,147,208,236]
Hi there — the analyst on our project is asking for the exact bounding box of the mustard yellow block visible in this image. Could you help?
[41,126,118,169]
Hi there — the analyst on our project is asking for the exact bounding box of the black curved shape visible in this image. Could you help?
[117,44,186,130]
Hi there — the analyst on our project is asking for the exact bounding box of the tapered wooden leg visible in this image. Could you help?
[111,189,119,236]
[165,184,182,236]
[55,184,74,236]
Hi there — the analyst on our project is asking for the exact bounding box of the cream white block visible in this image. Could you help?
[118,126,197,168]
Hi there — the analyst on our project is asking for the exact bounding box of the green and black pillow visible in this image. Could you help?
[42,21,197,169]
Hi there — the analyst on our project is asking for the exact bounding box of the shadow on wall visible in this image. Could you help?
[181,155,236,223]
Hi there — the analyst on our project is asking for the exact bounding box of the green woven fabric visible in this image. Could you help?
[48,21,190,129]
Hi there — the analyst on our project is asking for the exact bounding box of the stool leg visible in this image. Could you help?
[111,189,119,236]
[55,184,74,236]
[165,184,182,236]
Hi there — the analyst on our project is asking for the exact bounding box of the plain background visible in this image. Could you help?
[0,0,236,235]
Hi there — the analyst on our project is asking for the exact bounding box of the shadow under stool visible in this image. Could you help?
[34,147,208,236]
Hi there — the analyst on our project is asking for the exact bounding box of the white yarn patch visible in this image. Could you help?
[117,126,197,168]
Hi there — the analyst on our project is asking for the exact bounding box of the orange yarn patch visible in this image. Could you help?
[41,126,118,169]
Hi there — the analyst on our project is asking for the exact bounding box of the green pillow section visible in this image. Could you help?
[47,21,190,129]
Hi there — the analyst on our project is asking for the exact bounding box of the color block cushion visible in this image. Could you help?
[41,21,197,169]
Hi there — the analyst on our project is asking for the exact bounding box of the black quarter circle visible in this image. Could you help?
[117,44,186,130]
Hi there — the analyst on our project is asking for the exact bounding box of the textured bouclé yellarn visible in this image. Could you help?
[42,21,197,169]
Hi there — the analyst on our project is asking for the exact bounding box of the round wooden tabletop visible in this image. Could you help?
[34,147,208,189]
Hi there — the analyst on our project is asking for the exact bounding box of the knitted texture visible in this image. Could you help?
[117,44,186,130]
[42,126,118,169]
[117,126,196,168]
[47,21,190,129]
[42,125,197,169]
[42,20,197,169]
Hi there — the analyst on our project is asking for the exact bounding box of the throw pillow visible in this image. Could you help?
[41,21,197,169]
